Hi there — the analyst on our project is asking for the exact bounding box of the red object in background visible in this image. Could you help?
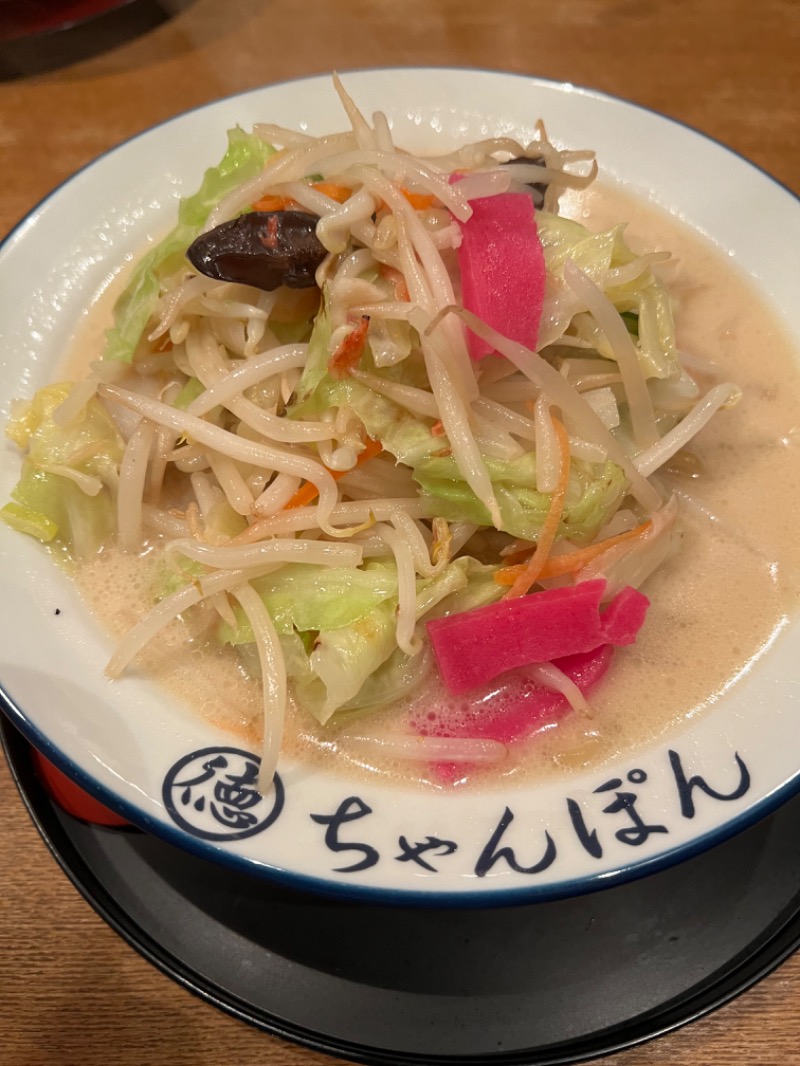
[0,0,184,78]
[31,747,129,827]
[0,0,129,40]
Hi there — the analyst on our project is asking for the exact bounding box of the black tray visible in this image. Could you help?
[3,714,800,1065]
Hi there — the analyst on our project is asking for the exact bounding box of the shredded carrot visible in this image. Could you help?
[284,436,383,510]
[252,183,353,214]
[251,194,297,212]
[504,416,571,599]
[401,187,436,210]
[328,315,370,379]
[495,520,653,585]
[251,185,427,215]
[430,420,446,437]
[312,181,353,203]
[375,189,437,214]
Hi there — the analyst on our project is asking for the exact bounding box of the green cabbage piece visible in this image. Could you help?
[218,562,400,643]
[328,644,432,719]
[173,376,206,410]
[423,558,505,619]
[537,212,678,379]
[300,559,505,723]
[150,555,207,599]
[103,128,276,363]
[538,214,620,279]
[292,285,334,408]
[1,382,124,560]
[316,374,436,466]
[413,453,626,544]
[297,601,399,723]
[217,555,500,724]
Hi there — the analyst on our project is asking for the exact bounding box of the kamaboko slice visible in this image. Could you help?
[456,191,546,360]
[426,578,649,695]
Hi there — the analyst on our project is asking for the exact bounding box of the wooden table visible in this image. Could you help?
[1,1,799,1063]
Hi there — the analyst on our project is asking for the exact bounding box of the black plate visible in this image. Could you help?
[3,713,800,1065]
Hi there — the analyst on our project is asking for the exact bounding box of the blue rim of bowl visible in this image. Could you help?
[1,67,799,908]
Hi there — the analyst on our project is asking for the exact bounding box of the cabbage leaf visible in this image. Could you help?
[103,128,276,363]
[536,211,678,379]
[1,382,124,560]
[218,562,400,642]
[413,453,627,544]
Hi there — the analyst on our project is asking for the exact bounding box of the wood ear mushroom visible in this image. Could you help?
[186,210,327,291]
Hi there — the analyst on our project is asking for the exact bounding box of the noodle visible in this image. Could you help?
[117,421,155,553]
[229,581,287,790]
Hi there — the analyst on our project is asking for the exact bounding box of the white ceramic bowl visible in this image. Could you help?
[1,69,798,904]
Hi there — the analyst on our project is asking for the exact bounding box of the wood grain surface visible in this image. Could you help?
[1,2,799,1064]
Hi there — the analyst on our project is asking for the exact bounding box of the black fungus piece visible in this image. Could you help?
[186,210,327,291]
[502,156,547,209]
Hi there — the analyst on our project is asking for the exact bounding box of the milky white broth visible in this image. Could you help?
[70,182,800,791]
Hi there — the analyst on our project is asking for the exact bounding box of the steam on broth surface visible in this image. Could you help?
[71,182,800,792]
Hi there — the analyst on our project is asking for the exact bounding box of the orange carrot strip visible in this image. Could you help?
[284,436,383,510]
[375,189,437,214]
[252,184,351,212]
[401,187,436,210]
[505,417,571,599]
[494,520,653,585]
[311,182,353,203]
[251,194,297,212]
[328,315,370,379]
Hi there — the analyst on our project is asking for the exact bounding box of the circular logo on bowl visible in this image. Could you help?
[162,747,284,842]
